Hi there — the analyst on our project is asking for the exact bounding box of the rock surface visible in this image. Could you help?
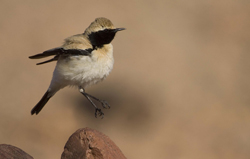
[61,127,126,159]
[0,144,33,159]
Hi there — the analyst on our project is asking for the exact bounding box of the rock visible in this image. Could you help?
[0,144,33,159]
[61,127,126,159]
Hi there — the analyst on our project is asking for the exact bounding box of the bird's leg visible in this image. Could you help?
[79,87,104,118]
[82,92,111,109]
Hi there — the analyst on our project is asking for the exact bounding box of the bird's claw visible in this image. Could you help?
[95,108,104,118]
[100,100,111,109]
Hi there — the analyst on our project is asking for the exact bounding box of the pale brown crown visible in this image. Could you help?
[84,17,115,35]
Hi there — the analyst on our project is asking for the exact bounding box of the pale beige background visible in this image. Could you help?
[0,0,250,159]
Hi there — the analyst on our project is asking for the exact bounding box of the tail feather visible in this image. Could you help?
[31,91,52,115]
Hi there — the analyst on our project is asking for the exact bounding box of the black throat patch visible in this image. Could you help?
[88,29,117,48]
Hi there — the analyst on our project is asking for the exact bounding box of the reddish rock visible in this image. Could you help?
[0,144,33,159]
[61,127,126,159]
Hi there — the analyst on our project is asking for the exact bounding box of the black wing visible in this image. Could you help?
[29,48,93,65]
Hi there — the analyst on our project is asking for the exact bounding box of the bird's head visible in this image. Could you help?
[84,17,125,48]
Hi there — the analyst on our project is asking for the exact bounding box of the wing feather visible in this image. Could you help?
[29,48,93,65]
[29,48,62,59]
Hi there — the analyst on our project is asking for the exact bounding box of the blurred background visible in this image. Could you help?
[0,0,250,159]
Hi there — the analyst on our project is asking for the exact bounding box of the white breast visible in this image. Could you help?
[49,44,114,91]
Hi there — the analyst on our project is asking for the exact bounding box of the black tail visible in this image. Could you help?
[31,91,52,115]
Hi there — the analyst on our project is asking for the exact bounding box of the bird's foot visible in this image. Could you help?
[95,108,104,118]
[100,100,111,109]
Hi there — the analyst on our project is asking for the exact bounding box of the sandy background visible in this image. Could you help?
[0,0,250,159]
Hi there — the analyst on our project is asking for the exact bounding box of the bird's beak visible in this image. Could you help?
[115,28,126,32]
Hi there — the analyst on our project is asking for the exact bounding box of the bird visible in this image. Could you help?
[29,17,125,117]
